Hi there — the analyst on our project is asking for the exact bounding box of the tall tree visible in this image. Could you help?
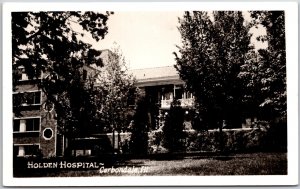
[95,46,139,151]
[12,12,112,150]
[174,11,253,131]
[12,12,111,82]
[239,11,286,121]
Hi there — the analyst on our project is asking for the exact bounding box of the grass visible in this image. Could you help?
[15,152,287,177]
[138,152,287,175]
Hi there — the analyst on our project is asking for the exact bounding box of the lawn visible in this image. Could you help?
[137,152,287,175]
[22,152,287,177]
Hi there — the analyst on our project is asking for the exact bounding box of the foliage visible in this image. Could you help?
[259,120,287,152]
[95,46,139,133]
[148,126,287,154]
[12,11,111,85]
[148,129,169,154]
[12,11,113,139]
[162,99,185,153]
[130,96,149,155]
[174,11,253,129]
[239,11,286,120]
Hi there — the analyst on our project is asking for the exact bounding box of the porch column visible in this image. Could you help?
[173,84,175,99]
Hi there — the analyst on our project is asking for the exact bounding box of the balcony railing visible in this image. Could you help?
[161,98,194,109]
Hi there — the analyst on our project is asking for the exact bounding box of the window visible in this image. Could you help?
[16,66,41,81]
[13,145,19,157]
[17,67,29,81]
[13,118,40,132]
[13,119,20,132]
[17,146,25,157]
[14,144,40,157]
[26,92,41,104]
[13,91,41,106]
[73,149,92,157]
[43,128,53,140]
[26,118,40,131]
[174,86,183,100]
[24,145,40,156]
[162,92,173,100]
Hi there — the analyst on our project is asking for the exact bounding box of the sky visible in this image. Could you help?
[90,12,183,70]
[83,12,267,70]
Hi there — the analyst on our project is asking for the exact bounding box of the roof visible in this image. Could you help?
[129,66,184,87]
[129,66,178,80]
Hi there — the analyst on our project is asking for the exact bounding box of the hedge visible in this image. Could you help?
[147,123,286,154]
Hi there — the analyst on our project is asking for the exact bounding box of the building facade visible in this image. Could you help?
[13,68,58,158]
[129,66,195,130]
[12,61,196,157]
[12,50,113,158]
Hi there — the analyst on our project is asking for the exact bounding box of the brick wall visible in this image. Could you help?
[13,82,58,157]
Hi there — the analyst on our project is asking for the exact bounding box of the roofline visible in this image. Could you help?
[135,76,184,87]
[135,75,180,82]
[128,65,177,71]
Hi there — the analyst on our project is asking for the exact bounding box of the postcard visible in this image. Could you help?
[2,1,298,186]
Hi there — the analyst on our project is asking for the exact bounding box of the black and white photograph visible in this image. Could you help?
[2,2,298,186]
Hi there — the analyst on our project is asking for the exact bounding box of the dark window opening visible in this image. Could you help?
[13,91,41,106]
[13,119,20,132]
[13,118,40,132]
[26,118,40,131]
[175,88,183,100]
[24,145,40,156]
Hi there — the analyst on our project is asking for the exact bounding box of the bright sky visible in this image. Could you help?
[90,12,183,70]
[84,12,267,70]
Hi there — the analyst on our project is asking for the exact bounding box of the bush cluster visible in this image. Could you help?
[148,121,287,154]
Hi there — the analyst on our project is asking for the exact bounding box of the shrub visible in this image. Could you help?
[162,100,185,153]
[148,119,286,154]
[130,97,149,155]
[259,120,287,152]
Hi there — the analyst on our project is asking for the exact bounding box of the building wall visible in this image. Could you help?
[13,82,57,158]
[12,65,194,157]
[39,96,57,157]
[12,50,112,158]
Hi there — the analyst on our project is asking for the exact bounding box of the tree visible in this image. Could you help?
[12,12,111,83]
[95,46,138,133]
[162,100,185,153]
[238,11,287,151]
[174,11,253,131]
[130,96,149,155]
[239,11,286,121]
[95,46,139,151]
[12,11,113,154]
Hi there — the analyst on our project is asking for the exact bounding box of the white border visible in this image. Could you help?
[2,2,298,186]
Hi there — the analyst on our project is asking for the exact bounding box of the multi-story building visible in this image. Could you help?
[13,67,58,158]
[12,55,196,157]
[12,51,111,158]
